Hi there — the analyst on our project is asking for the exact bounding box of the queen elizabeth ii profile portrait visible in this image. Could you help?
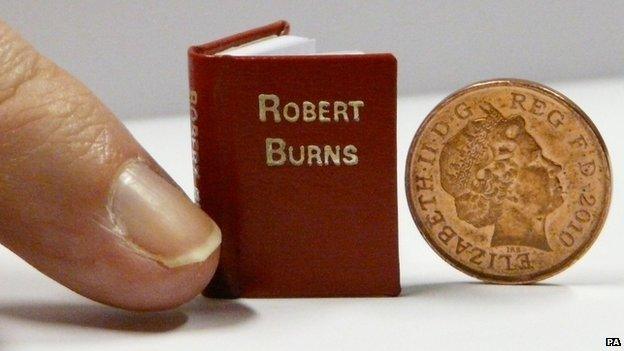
[439,102,564,251]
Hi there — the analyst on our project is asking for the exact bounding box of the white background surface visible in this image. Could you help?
[0,78,622,350]
[2,1,623,118]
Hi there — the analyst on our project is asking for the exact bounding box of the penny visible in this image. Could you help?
[406,79,611,283]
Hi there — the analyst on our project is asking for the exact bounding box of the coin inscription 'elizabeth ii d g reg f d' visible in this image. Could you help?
[406,79,611,283]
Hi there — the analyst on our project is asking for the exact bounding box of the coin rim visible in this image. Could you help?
[405,78,612,284]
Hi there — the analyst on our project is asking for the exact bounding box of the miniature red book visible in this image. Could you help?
[188,21,399,297]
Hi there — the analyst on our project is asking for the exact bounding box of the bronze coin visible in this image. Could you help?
[406,79,611,283]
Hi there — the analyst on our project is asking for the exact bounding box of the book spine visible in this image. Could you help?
[189,87,201,204]
[188,56,241,298]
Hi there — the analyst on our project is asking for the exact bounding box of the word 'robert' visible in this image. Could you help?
[259,94,364,123]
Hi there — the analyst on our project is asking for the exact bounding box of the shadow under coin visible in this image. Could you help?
[402,280,572,302]
[0,302,188,332]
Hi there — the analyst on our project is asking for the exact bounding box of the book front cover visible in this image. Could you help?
[192,52,399,297]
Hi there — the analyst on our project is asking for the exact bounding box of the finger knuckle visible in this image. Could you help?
[0,24,41,106]
[0,23,116,169]
[0,67,111,167]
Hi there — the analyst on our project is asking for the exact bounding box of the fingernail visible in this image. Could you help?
[108,161,221,268]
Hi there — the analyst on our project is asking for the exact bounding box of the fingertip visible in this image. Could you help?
[87,249,220,312]
[108,160,221,269]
